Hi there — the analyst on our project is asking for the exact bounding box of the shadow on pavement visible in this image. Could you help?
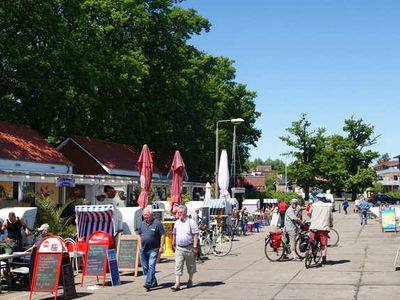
[193,281,225,287]
[326,259,351,266]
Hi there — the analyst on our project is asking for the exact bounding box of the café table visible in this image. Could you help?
[0,251,32,293]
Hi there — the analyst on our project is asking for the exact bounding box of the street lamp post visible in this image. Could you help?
[215,118,244,199]
[231,119,244,189]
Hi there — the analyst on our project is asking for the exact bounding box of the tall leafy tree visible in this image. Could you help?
[280,114,326,200]
[341,118,379,200]
[0,0,261,179]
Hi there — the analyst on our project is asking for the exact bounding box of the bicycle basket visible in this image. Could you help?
[270,231,282,249]
[299,235,309,252]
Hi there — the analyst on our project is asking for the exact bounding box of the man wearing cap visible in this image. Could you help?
[284,199,302,260]
[307,193,333,264]
[26,223,50,252]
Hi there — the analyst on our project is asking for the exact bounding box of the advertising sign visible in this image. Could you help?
[382,209,397,231]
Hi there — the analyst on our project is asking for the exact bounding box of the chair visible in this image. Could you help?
[10,248,36,291]
[65,238,84,275]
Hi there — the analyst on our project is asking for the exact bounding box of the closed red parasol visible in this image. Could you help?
[137,144,153,208]
[170,150,185,214]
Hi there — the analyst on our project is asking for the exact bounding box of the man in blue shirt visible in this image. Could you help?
[137,207,165,291]
[357,197,371,225]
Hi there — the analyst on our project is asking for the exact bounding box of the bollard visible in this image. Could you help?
[339,202,341,214]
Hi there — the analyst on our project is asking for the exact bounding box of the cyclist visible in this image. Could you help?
[307,193,333,265]
[284,199,302,260]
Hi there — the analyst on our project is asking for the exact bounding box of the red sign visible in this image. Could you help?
[80,231,113,288]
[29,236,65,300]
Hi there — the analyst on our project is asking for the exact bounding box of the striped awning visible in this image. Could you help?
[203,199,226,209]
[264,199,278,204]
[75,205,115,240]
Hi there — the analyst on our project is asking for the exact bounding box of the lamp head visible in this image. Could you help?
[230,118,244,125]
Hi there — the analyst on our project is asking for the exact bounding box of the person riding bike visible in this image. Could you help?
[307,193,333,265]
[284,199,302,260]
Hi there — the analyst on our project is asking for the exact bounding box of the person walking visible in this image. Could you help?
[137,207,165,291]
[357,197,371,225]
[284,199,302,260]
[307,193,333,265]
[171,205,199,292]
[278,201,288,228]
[342,198,349,215]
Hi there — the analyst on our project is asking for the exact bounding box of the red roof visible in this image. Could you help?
[0,121,72,165]
[69,135,142,172]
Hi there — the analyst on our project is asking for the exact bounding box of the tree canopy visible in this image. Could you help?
[281,114,379,199]
[0,0,261,180]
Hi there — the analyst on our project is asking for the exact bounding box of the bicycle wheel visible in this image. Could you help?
[212,232,232,257]
[236,222,243,236]
[264,237,285,262]
[304,251,312,269]
[224,225,234,239]
[294,236,306,259]
[313,241,323,264]
[327,228,339,247]
[200,236,212,255]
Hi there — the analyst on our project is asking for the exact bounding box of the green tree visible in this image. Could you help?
[280,114,326,200]
[315,134,349,193]
[342,118,379,200]
[0,0,261,179]
[378,153,390,162]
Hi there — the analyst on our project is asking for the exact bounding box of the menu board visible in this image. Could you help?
[33,255,61,291]
[62,263,77,299]
[117,235,139,276]
[107,249,121,286]
[86,245,107,275]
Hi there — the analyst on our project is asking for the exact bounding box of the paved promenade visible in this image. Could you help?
[4,207,400,300]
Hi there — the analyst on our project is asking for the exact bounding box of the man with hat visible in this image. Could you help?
[284,199,302,260]
[307,193,333,264]
[26,223,50,252]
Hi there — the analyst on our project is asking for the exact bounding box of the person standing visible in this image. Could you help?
[357,197,371,225]
[284,199,302,260]
[278,201,288,228]
[240,207,249,235]
[342,198,349,215]
[1,212,30,251]
[171,205,199,291]
[137,207,165,291]
[307,193,333,265]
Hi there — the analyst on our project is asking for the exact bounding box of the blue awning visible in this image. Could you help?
[203,199,226,209]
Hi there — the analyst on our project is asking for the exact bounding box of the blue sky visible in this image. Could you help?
[181,0,400,161]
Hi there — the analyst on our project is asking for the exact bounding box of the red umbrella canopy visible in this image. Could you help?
[170,150,185,214]
[137,144,153,208]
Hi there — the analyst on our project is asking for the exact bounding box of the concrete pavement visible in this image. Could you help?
[4,207,400,300]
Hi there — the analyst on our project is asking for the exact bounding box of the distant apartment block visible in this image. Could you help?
[373,156,400,192]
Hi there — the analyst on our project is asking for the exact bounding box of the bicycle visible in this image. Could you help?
[327,228,339,247]
[231,218,243,237]
[304,230,323,269]
[264,230,291,262]
[200,223,233,257]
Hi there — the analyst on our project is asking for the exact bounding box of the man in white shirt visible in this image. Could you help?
[171,205,199,291]
[307,193,333,264]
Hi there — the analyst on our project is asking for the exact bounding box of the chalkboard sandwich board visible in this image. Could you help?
[86,244,107,275]
[116,234,140,276]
